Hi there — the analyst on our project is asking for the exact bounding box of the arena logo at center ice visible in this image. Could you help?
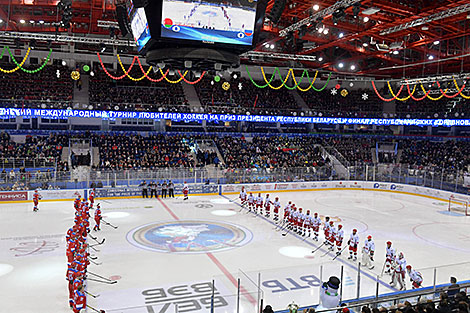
[127,220,253,253]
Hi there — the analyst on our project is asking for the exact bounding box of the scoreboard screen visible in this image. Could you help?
[160,0,258,45]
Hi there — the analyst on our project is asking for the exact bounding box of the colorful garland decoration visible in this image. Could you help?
[0,47,31,73]
[177,70,206,84]
[97,53,137,80]
[117,54,151,81]
[135,57,168,82]
[159,68,188,83]
[7,46,52,74]
[454,80,470,100]
[246,66,331,92]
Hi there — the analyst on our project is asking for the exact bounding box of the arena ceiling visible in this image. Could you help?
[1,0,470,78]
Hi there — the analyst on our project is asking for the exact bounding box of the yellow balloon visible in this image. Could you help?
[71,70,80,81]
[222,82,230,91]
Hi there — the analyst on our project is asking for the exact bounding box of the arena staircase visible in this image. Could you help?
[72,74,90,108]
[181,83,202,111]
[318,145,349,179]
[290,90,310,112]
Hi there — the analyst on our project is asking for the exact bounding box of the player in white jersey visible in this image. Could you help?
[406,265,423,289]
[247,193,255,212]
[328,221,337,250]
[297,208,305,235]
[255,193,263,214]
[290,207,299,232]
[335,224,344,255]
[283,201,292,225]
[312,213,321,241]
[302,210,312,237]
[239,187,247,206]
[323,216,331,245]
[264,194,272,218]
[391,252,407,290]
[362,235,375,269]
[273,197,281,221]
[348,229,359,261]
[385,241,396,274]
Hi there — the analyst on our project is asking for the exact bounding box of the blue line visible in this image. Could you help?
[219,194,397,292]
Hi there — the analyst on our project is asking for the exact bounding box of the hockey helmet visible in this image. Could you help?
[306,210,310,214]
[353,228,357,233]
[367,235,372,240]
[399,252,404,258]
[250,192,253,195]
[275,197,279,200]
[338,224,342,229]
[387,241,392,246]
[314,212,318,216]
[293,207,297,211]
[406,265,412,270]
[266,194,269,197]
[329,221,334,225]
[288,201,292,204]
[299,208,303,212]
[325,216,330,220]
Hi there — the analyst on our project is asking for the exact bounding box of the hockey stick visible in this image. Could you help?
[379,260,387,278]
[90,259,102,265]
[274,220,286,230]
[311,242,326,254]
[281,225,291,236]
[332,246,348,261]
[90,241,104,248]
[229,197,239,202]
[89,245,100,252]
[85,291,100,298]
[320,249,332,257]
[89,255,98,260]
[89,271,115,282]
[87,304,105,313]
[102,219,118,229]
[87,277,117,284]
[90,237,105,245]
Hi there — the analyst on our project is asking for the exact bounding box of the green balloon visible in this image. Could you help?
[214,76,221,82]
[83,65,90,72]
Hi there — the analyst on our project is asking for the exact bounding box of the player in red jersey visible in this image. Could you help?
[33,189,42,212]
[89,188,95,208]
[93,204,102,231]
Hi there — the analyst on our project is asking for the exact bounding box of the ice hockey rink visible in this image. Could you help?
[1,188,470,313]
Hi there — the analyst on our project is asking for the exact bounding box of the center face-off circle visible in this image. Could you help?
[127,220,253,254]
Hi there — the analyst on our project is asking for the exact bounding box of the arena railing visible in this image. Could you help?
[0,164,469,195]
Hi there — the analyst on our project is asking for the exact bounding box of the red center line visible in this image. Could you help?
[157,198,257,306]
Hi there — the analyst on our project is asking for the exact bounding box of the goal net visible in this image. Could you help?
[448,195,470,216]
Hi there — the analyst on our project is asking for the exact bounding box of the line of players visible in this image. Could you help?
[65,192,102,312]
[238,188,423,291]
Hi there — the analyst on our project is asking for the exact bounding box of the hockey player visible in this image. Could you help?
[73,284,86,313]
[89,188,95,208]
[33,189,42,212]
[239,187,247,206]
[74,194,81,210]
[362,235,375,269]
[66,262,78,308]
[297,208,305,235]
[247,193,255,212]
[273,197,281,221]
[335,225,344,255]
[406,265,423,289]
[348,229,359,261]
[264,194,272,218]
[391,252,407,290]
[93,204,102,231]
[182,182,189,200]
[312,213,321,241]
[283,201,292,225]
[290,207,298,232]
[323,216,331,245]
[385,241,396,274]
[255,193,263,215]
[328,221,336,250]
[303,210,312,237]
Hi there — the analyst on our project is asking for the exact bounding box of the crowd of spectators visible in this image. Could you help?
[215,135,329,169]
[194,77,302,115]
[89,69,189,112]
[0,64,73,108]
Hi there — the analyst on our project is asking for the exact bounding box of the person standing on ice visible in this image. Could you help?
[182,181,189,200]
[362,235,375,269]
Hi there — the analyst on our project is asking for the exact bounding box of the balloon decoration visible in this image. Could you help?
[96,53,206,84]
[222,82,230,90]
[341,89,348,97]
[371,79,469,101]
[245,66,331,92]
[0,46,52,74]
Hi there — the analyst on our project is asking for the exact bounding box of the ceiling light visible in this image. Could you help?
[323,28,329,35]
[270,44,275,49]
[19,19,25,24]
[264,42,269,47]
[62,60,67,66]
[433,40,440,45]
[318,26,324,33]
[393,50,399,55]
[350,65,356,71]
[363,42,368,47]
[318,57,323,62]
[0,19,3,23]
[428,55,434,60]
[29,20,34,24]
[339,32,344,38]
[313,4,320,11]
[39,20,44,24]
[338,62,344,68]
[363,16,369,22]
